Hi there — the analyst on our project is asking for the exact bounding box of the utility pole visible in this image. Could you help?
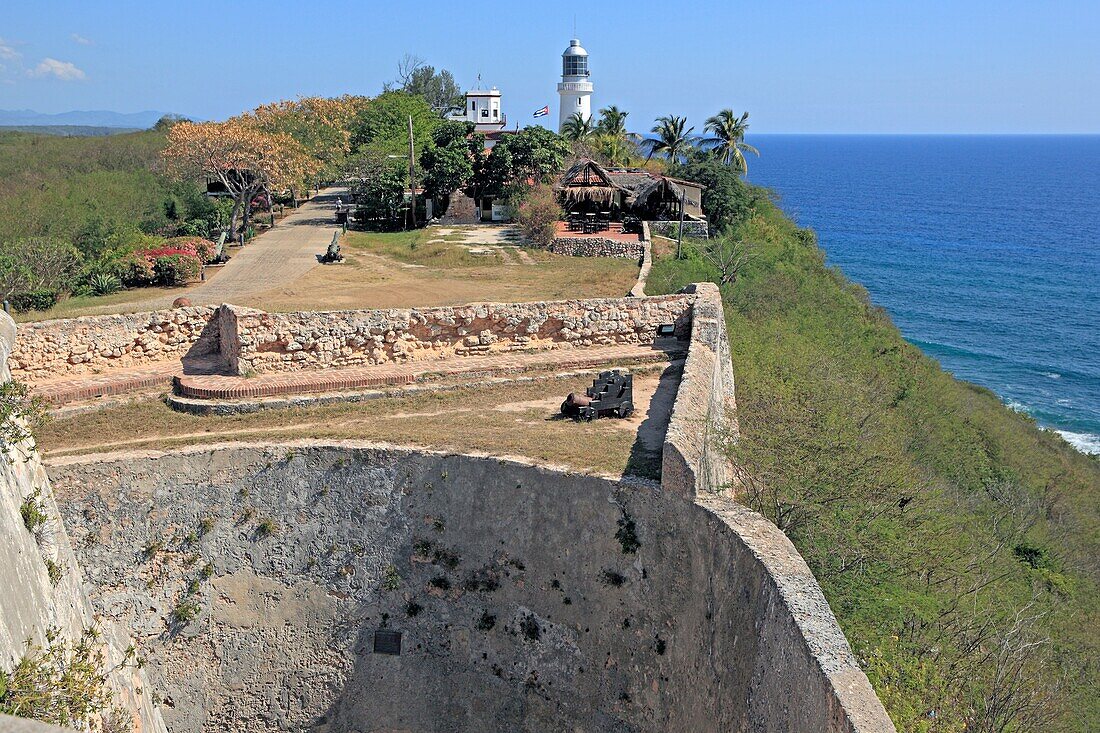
[676,189,686,260]
[407,115,417,230]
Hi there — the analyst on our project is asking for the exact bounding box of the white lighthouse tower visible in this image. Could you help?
[557,38,593,132]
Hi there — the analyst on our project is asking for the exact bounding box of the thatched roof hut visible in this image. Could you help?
[556,159,631,210]
[555,158,707,219]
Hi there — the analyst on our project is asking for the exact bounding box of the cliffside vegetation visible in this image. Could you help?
[649,177,1099,732]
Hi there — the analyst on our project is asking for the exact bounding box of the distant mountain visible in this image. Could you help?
[0,125,144,137]
[0,109,170,129]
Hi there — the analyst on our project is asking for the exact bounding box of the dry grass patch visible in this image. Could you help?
[39,372,671,480]
[237,229,639,312]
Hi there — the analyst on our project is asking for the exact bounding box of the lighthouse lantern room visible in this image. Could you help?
[557,38,593,131]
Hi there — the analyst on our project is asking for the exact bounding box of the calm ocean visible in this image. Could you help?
[746,135,1100,455]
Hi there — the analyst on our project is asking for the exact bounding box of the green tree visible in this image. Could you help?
[419,121,480,198]
[356,168,406,230]
[561,113,596,143]
[703,109,759,173]
[349,91,441,159]
[472,126,570,198]
[596,105,631,139]
[643,115,695,162]
[401,60,464,115]
[593,106,640,166]
[502,126,571,182]
[670,151,761,234]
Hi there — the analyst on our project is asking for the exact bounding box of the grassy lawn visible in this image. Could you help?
[237,229,639,312]
[38,371,668,480]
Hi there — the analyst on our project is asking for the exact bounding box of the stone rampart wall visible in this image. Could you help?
[548,236,645,259]
[0,313,165,733]
[48,442,895,733]
[227,294,692,374]
[10,307,219,380]
[662,282,737,498]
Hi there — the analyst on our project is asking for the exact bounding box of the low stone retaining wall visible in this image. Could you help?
[662,282,737,498]
[11,306,219,380]
[548,236,645,259]
[226,295,693,375]
[648,220,710,239]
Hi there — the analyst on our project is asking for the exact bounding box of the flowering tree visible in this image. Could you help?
[162,120,316,241]
[248,96,368,191]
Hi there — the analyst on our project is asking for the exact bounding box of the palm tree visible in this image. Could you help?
[597,106,631,139]
[643,115,695,162]
[703,109,759,173]
[595,106,640,165]
[561,112,596,143]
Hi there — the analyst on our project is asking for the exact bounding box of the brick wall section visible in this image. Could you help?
[10,307,219,380]
[227,295,693,375]
[547,237,645,259]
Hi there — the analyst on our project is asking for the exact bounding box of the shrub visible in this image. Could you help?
[120,250,155,286]
[9,290,59,313]
[164,236,217,264]
[0,626,115,727]
[0,237,82,305]
[513,183,561,247]
[170,598,200,625]
[152,253,202,286]
[45,558,64,586]
[20,490,48,533]
[87,272,121,296]
[255,517,277,538]
[0,380,47,454]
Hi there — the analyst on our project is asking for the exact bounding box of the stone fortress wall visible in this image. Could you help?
[10,307,220,379]
[547,236,645,259]
[9,296,693,381]
[1,286,896,732]
[224,294,691,374]
[0,312,165,733]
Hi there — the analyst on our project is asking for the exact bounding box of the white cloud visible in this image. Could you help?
[0,37,21,61]
[31,57,86,81]
[71,33,93,46]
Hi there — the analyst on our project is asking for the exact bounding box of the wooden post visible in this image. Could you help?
[407,115,417,229]
[676,189,686,260]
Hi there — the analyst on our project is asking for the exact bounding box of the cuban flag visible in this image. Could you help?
[533,105,550,118]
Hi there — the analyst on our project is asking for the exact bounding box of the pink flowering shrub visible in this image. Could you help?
[121,238,210,287]
[152,253,202,285]
[164,237,218,263]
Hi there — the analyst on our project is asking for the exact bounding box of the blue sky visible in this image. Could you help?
[2,0,1098,133]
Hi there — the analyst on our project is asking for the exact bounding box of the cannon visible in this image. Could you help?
[561,370,634,421]
[321,232,344,263]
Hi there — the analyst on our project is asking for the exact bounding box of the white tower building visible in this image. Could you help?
[557,38,593,132]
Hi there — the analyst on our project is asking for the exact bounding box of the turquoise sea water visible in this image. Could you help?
[746,135,1100,455]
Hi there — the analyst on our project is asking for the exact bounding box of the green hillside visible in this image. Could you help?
[0,128,182,245]
[650,195,1099,732]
